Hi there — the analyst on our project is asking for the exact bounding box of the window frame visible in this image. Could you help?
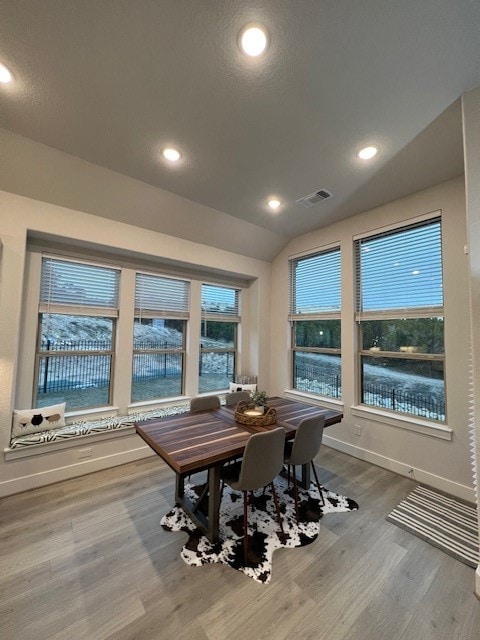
[199,283,240,392]
[132,270,190,402]
[354,214,446,422]
[33,255,120,411]
[20,247,251,425]
[289,245,342,399]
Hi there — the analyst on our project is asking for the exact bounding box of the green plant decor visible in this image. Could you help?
[250,390,268,407]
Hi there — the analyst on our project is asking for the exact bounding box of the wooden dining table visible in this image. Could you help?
[135,396,342,542]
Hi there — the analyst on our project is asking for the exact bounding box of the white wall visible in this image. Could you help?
[0,128,287,262]
[270,177,474,501]
[0,189,271,496]
[461,86,480,597]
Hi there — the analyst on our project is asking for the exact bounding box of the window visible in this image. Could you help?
[35,256,120,410]
[133,272,189,402]
[289,247,341,398]
[199,284,240,392]
[355,217,445,421]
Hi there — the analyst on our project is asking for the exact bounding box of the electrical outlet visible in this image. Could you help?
[78,448,92,459]
[354,424,362,436]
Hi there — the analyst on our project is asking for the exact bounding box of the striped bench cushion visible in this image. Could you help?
[9,403,190,449]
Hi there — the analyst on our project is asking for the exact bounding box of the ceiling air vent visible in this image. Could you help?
[296,189,333,207]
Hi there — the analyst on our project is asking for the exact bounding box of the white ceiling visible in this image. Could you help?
[0,1,478,248]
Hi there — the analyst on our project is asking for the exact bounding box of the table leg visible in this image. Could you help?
[175,472,186,503]
[173,467,221,544]
[207,465,221,543]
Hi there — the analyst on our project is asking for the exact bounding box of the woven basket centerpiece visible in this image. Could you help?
[234,400,277,426]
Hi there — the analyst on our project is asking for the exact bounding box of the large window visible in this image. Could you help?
[355,217,445,421]
[199,284,239,392]
[35,256,120,410]
[133,272,189,402]
[289,247,341,398]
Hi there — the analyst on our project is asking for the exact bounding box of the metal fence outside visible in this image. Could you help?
[38,354,111,393]
[362,381,445,421]
[40,338,112,352]
[38,340,233,394]
[294,362,445,420]
[294,363,341,398]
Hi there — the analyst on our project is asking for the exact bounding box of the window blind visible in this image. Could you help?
[355,218,443,319]
[289,247,341,320]
[135,272,190,319]
[201,284,240,321]
[39,256,120,316]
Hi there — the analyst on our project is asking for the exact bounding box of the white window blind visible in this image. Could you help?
[39,256,120,316]
[201,284,240,321]
[135,272,190,318]
[355,218,443,319]
[289,247,341,320]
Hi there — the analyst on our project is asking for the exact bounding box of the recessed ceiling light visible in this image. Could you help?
[163,147,181,162]
[358,146,378,160]
[0,63,13,83]
[268,199,281,211]
[411,270,420,275]
[239,24,268,57]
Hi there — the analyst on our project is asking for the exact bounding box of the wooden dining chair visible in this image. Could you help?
[220,427,286,566]
[190,395,221,412]
[284,414,326,521]
[224,390,251,406]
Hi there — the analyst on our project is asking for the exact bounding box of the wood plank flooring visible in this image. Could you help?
[0,447,479,640]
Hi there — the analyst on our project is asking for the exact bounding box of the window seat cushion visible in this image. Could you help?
[9,403,190,449]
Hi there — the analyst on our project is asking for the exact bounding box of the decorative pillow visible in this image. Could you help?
[228,382,257,393]
[12,402,66,437]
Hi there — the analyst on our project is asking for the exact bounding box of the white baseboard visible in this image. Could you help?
[0,445,154,498]
[323,434,476,503]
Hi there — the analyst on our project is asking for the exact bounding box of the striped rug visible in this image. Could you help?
[387,485,479,568]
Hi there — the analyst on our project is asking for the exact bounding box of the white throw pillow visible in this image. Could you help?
[228,382,257,394]
[12,402,66,437]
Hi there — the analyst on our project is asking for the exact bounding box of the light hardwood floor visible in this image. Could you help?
[0,447,479,640]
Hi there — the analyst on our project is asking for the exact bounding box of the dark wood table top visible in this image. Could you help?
[135,396,342,475]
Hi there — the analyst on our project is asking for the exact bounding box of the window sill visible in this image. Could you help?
[350,405,452,441]
[128,396,187,412]
[4,425,136,461]
[284,389,344,411]
[66,406,120,421]
[197,390,229,397]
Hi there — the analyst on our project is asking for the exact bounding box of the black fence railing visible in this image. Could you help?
[134,340,183,350]
[294,364,341,398]
[37,340,235,395]
[294,362,445,420]
[41,338,112,352]
[38,354,111,393]
[38,339,184,394]
[362,382,445,421]
[132,352,183,382]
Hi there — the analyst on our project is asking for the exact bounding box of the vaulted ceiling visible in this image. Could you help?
[0,1,479,256]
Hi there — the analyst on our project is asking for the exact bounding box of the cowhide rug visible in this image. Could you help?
[161,476,358,583]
